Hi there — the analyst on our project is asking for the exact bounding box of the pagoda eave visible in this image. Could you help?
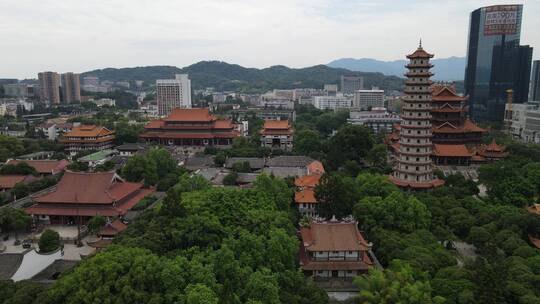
[389,176,444,189]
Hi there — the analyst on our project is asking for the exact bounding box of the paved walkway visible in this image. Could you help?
[11,249,62,282]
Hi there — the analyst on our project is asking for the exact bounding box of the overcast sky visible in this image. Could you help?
[1,0,539,79]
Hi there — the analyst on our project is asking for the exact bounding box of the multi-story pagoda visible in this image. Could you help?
[431,84,486,144]
[390,43,444,189]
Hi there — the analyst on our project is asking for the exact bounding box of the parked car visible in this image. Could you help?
[22,239,32,249]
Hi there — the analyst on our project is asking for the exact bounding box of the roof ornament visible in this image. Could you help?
[419,38,422,49]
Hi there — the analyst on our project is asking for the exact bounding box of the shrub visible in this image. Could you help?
[38,229,60,253]
[87,216,107,234]
[132,195,158,211]
[232,161,251,173]
[223,172,238,186]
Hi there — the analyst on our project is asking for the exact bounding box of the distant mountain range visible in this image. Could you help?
[327,57,466,81]
[81,61,406,93]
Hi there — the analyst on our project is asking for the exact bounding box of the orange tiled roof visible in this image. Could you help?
[295,174,321,188]
[433,144,473,157]
[99,219,128,236]
[300,221,369,251]
[263,120,291,130]
[295,189,316,204]
[529,235,540,250]
[33,171,143,205]
[213,120,234,129]
[144,120,165,129]
[0,175,34,189]
[431,85,468,102]
[526,204,540,215]
[164,108,215,122]
[307,161,325,175]
[406,46,433,59]
[64,125,114,137]
[484,139,505,152]
[6,159,70,174]
[433,119,486,134]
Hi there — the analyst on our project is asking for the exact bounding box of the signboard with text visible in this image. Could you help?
[484,5,519,36]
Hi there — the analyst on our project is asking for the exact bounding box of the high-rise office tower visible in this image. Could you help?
[61,72,81,103]
[390,43,443,190]
[465,4,533,122]
[531,60,540,101]
[156,74,192,116]
[38,71,60,105]
[341,75,364,94]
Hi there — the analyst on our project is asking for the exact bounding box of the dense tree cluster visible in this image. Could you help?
[313,160,540,303]
[122,147,185,190]
[38,174,326,303]
[293,106,389,172]
[0,135,63,162]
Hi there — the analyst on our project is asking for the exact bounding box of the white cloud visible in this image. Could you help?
[1,0,539,78]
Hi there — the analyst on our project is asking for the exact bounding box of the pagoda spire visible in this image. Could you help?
[419,38,422,48]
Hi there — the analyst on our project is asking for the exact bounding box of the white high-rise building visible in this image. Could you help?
[313,95,351,111]
[353,89,385,110]
[157,74,192,116]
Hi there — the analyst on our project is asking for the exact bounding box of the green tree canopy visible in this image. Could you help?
[354,260,445,304]
[325,124,374,169]
[38,229,60,253]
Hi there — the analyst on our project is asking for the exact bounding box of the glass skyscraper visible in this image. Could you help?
[464,4,533,122]
[531,60,540,101]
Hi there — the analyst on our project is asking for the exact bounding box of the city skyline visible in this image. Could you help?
[1,0,540,79]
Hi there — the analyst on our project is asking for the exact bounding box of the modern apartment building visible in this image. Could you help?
[156,74,192,116]
[341,75,364,94]
[61,72,81,103]
[353,89,384,110]
[38,72,60,105]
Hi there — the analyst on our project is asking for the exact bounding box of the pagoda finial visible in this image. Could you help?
[419,38,422,49]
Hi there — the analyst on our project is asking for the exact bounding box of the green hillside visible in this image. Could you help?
[81,61,405,93]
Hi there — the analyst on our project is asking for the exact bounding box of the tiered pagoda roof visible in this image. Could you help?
[476,139,509,160]
[433,119,487,134]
